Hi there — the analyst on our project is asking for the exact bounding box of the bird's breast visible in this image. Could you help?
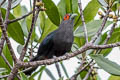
[53,29,74,50]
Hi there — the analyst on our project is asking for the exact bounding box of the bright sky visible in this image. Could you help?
[18,0,120,80]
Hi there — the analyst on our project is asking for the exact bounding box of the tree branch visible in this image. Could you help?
[8,10,33,24]
[78,0,88,43]
[8,8,45,24]
[8,0,42,79]
[0,0,17,63]
[83,67,92,80]
[1,53,13,69]
[90,8,111,43]
[105,23,116,44]
[19,0,39,61]
[0,35,5,55]
[70,60,92,80]
[96,23,116,54]
[16,42,120,67]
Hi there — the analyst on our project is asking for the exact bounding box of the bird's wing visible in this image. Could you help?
[36,30,57,57]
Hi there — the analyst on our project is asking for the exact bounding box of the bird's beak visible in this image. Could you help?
[70,13,78,19]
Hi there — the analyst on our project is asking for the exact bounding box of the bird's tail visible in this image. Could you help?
[24,55,44,75]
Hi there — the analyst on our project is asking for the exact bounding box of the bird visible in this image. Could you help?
[24,13,77,75]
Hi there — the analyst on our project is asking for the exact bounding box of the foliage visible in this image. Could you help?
[0,0,120,80]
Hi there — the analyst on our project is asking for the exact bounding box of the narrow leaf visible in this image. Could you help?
[109,75,120,80]
[74,20,112,37]
[65,0,72,13]
[20,71,29,80]
[90,54,120,76]
[74,0,100,28]
[57,0,66,18]
[45,68,56,80]
[1,8,24,45]
[43,0,60,26]
[60,62,69,78]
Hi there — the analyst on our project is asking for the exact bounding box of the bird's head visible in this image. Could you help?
[59,13,77,28]
[63,13,77,21]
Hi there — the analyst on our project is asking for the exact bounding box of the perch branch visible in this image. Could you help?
[17,42,120,67]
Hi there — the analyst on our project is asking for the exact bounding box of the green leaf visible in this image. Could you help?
[1,8,24,45]
[3,44,13,66]
[38,18,57,43]
[109,75,120,80]
[107,28,120,43]
[39,12,46,30]
[43,0,60,26]
[1,0,22,9]
[100,48,112,56]
[98,0,108,7]
[57,0,66,18]
[0,44,13,73]
[21,19,29,37]
[79,68,91,80]
[74,0,100,28]
[21,6,28,16]
[26,14,37,41]
[96,34,112,56]
[13,4,21,17]
[60,62,69,78]
[97,28,120,56]
[72,0,78,13]
[20,71,29,80]
[45,68,56,80]
[74,37,86,47]
[29,66,46,79]
[74,20,112,37]
[65,0,72,13]
[90,54,120,76]
[111,1,118,11]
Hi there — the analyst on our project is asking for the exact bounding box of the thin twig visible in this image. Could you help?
[70,60,93,80]
[1,53,13,69]
[1,53,21,79]
[90,8,111,43]
[8,8,45,24]
[83,67,92,80]
[0,35,5,55]
[0,0,17,63]
[96,23,116,54]
[19,0,39,61]
[78,0,88,43]
[77,59,86,73]
[8,0,41,79]
[8,10,33,24]
[105,23,116,44]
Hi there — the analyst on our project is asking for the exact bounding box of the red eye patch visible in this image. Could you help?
[64,14,70,20]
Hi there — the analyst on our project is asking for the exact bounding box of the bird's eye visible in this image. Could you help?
[64,14,70,20]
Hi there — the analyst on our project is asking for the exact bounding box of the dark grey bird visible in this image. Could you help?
[24,13,77,75]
